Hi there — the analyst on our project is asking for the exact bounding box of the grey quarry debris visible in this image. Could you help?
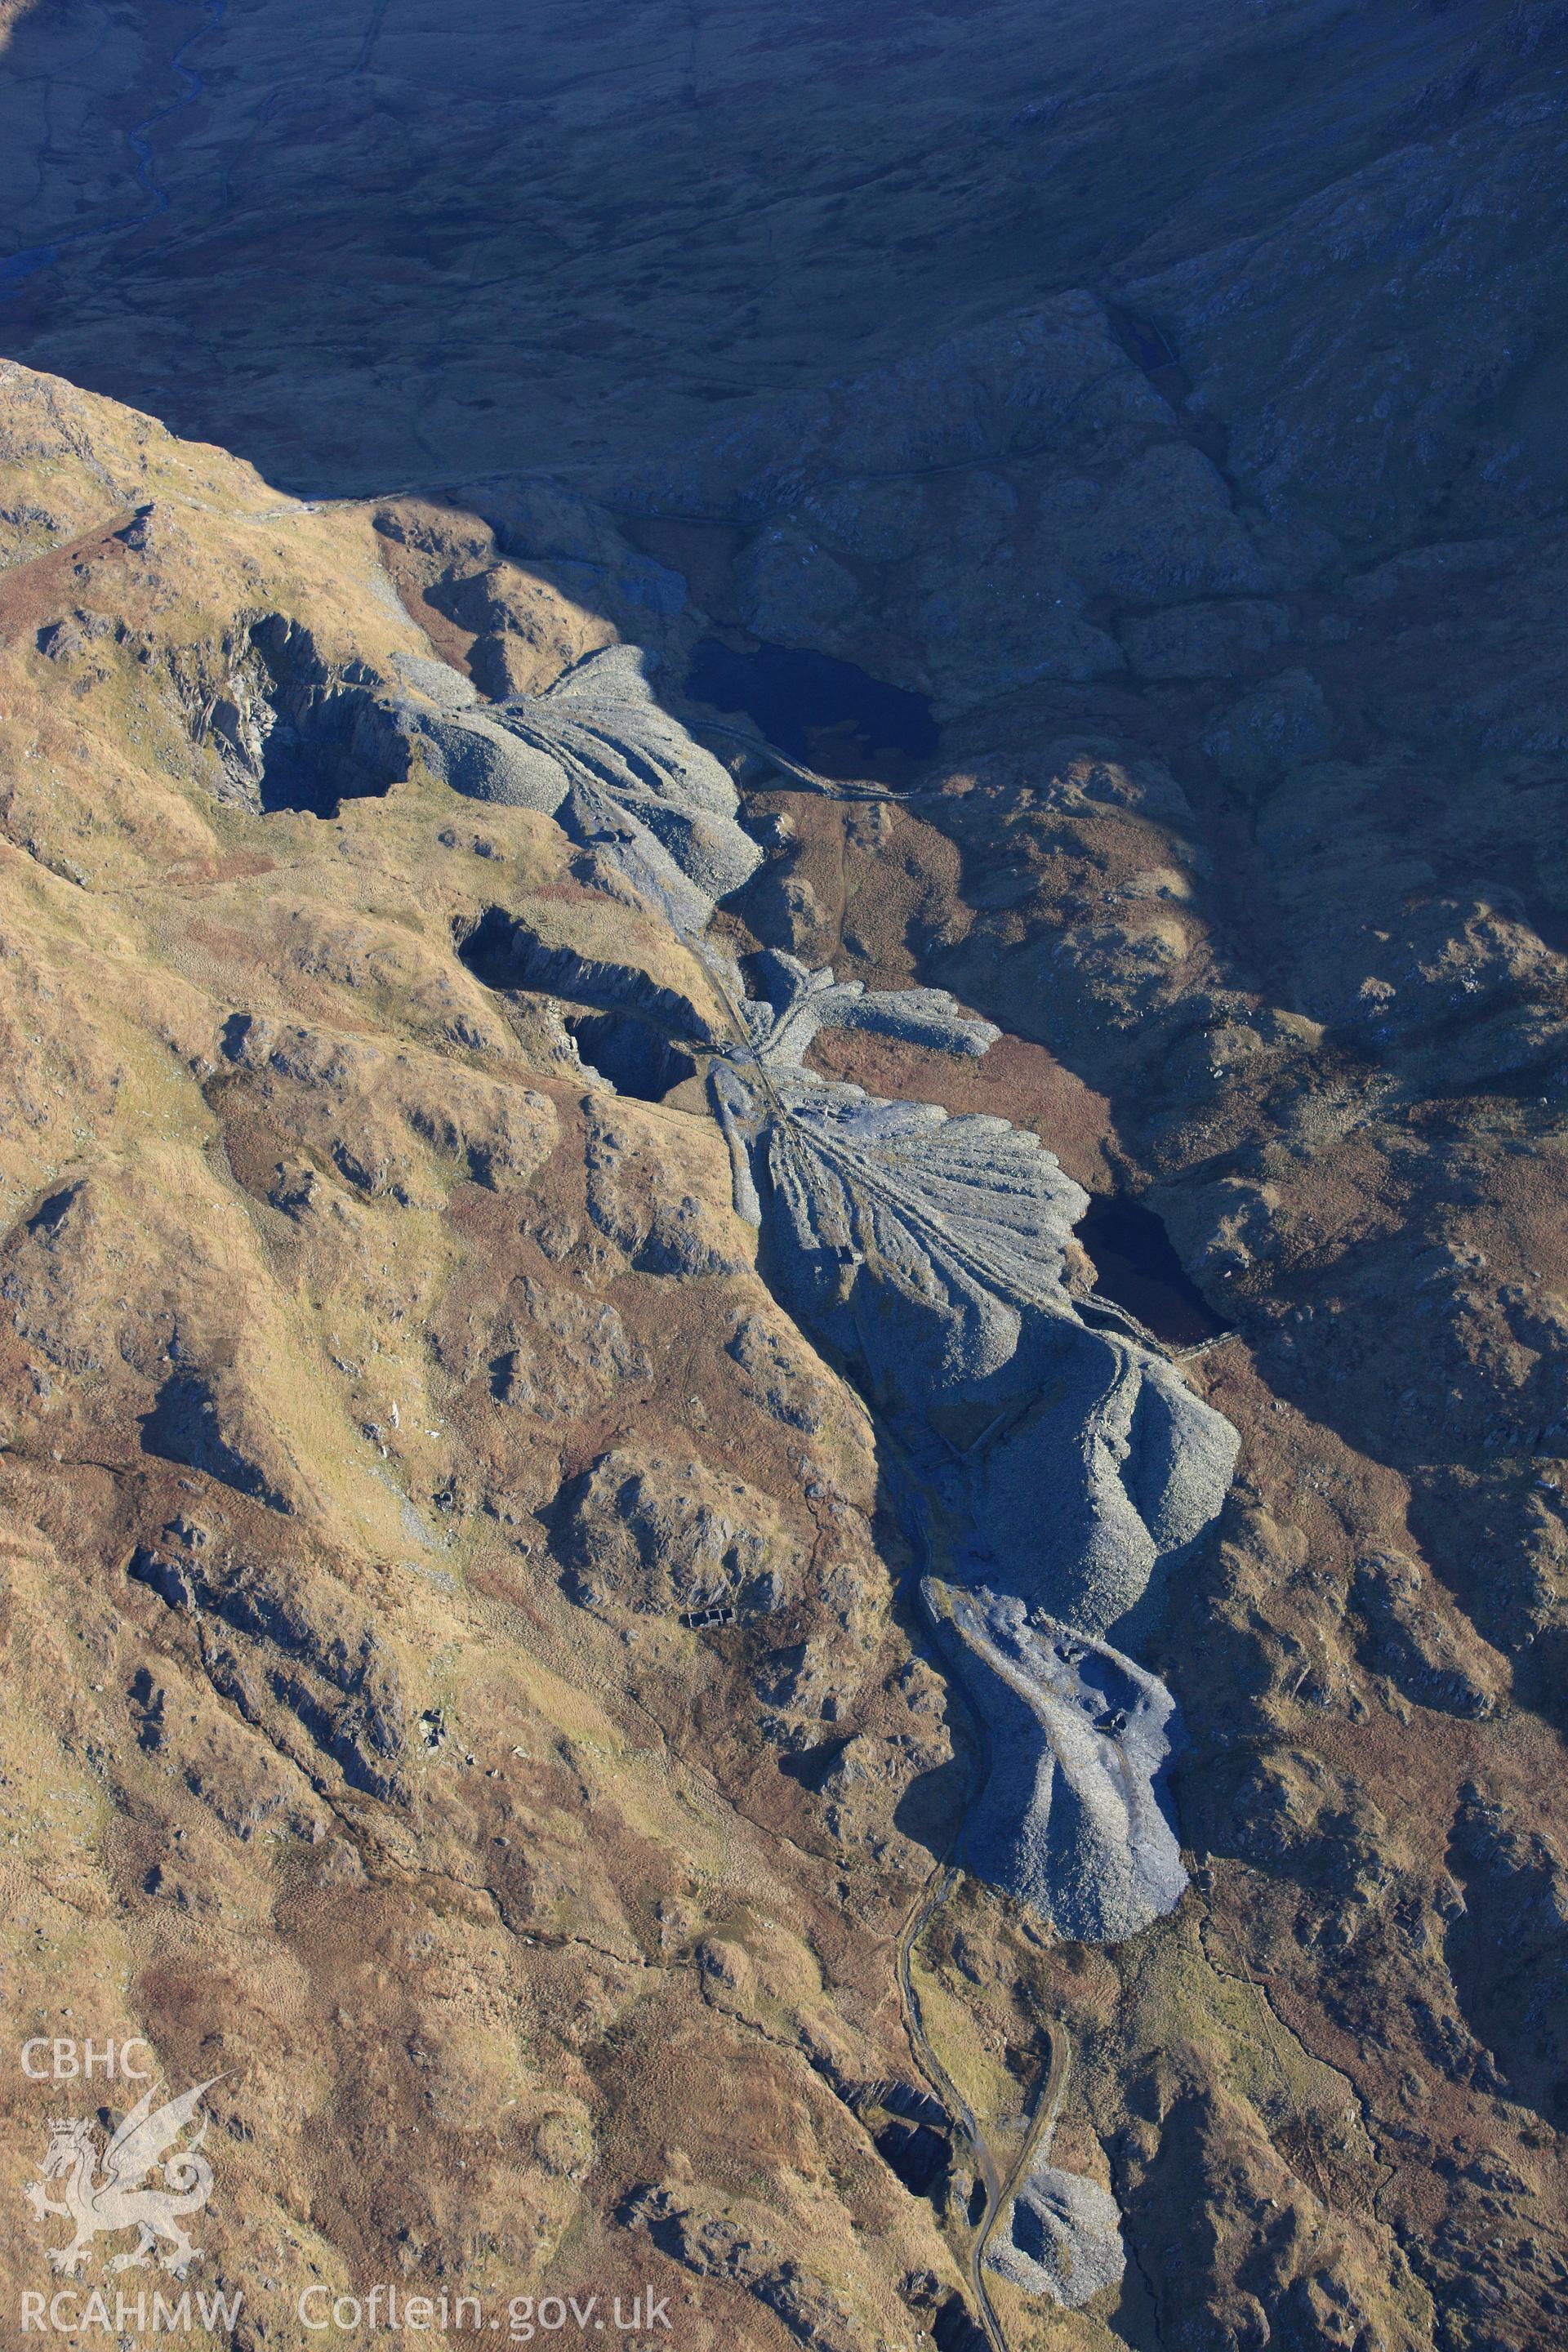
[439,645,1239,1959]
[985,2149,1127,2310]
[737,948,1001,1066]
[713,953,1239,1665]
[401,641,761,933]
[927,1584,1187,1944]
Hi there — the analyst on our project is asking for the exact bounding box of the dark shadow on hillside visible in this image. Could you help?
[0,0,1520,495]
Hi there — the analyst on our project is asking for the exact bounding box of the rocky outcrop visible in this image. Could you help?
[556,1447,804,1621]
[128,1527,407,1800]
[610,291,1272,717]
[620,2187,869,2352]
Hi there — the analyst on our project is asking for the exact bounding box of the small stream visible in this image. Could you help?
[0,0,225,296]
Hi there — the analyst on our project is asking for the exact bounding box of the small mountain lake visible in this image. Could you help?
[685,636,938,779]
[1077,1195,1231,1350]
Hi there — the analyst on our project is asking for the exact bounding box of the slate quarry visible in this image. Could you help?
[416,646,1241,1946]
[7,0,1568,2338]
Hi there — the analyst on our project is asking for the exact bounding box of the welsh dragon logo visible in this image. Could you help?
[23,2077,220,2278]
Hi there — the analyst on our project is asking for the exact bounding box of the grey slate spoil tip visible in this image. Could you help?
[986,2155,1127,2309]
[403,643,761,933]
[427,639,1239,1971]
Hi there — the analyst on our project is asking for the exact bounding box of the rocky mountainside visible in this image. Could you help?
[3,3,1568,2350]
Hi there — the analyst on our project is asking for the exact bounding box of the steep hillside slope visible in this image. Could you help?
[2,1,1568,2348]
[2,333,1564,2350]
[2,0,1561,492]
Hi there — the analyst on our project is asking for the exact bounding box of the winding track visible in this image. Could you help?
[894,1846,1075,2352]
[894,1860,1005,2352]
[883,1476,1051,2352]
[685,911,1074,2351]
[890,1560,1083,2352]
[688,713,921,803]
[558,709,1172,2350]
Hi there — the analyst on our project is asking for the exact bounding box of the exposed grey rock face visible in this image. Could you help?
[609,291,1273,712]
[611,292,1178,526]
[737,524,862,641]
[929,1584,1186,1942]
[1201,667,1333,791]
[1123,96,1568,549]
[1118,598,1290,681]
[985,2149,1126,2309]
[403,643,761,931]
